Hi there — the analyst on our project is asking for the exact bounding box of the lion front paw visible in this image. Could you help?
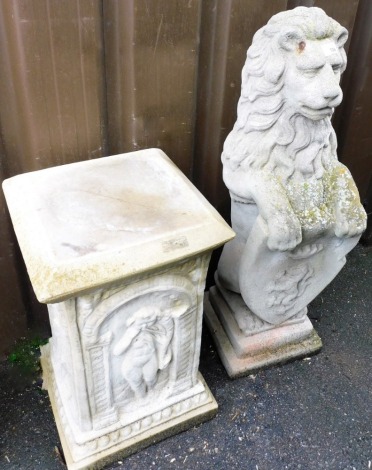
[267,212,302,252]
[335,204,367,238]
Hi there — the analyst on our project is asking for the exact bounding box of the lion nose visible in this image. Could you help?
[324,90,340,101]
[324,86,342,106]
[322,67,342,105]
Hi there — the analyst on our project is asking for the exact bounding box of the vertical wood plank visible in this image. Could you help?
[0,0,106,175]
[103,0,201,177]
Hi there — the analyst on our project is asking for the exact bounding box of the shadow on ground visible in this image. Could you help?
[0,245,371,470]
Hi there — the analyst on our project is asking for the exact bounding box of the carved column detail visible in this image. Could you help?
[174,307,195,392]
[87,332,118,430]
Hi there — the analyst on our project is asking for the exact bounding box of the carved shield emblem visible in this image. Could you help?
[239,217,360,325]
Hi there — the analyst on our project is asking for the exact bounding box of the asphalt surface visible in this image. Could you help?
[0,244,371,470]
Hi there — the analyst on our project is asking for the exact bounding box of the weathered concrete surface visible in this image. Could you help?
[0,244,371,469]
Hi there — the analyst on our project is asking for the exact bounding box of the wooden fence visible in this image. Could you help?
[0,0,371,356]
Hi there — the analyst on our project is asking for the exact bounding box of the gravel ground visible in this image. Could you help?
[0,245,371,470]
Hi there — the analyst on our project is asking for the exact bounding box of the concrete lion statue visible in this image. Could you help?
[206,7,367,377]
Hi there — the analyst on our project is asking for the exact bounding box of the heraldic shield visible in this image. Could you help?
[239,216,360,325]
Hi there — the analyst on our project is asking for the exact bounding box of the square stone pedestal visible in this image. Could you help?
[3,149,234,469]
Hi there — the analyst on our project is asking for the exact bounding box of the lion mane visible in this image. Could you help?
[222,7,348,183]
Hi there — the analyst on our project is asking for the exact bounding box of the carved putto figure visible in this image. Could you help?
[113,306,174,398]
[206,7,367,377]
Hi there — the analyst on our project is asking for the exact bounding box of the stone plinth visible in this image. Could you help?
[204,281,322,379]
[3,149,234,469]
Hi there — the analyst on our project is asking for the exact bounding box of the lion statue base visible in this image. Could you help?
[204,7,367,377]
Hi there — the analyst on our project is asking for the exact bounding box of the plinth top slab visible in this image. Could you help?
[3,149,234,303]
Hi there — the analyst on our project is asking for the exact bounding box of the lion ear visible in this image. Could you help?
[278,29,304,52]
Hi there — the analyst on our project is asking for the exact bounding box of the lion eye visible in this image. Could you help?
[332,65,341,74]
[302,68,320,78]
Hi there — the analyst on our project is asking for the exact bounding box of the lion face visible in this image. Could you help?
[223,7,349,176]
[283,38,344,121]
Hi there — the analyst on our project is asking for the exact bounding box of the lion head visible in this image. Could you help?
[222,7,348,182]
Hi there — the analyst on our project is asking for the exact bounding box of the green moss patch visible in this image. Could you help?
[8,337,48,375]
